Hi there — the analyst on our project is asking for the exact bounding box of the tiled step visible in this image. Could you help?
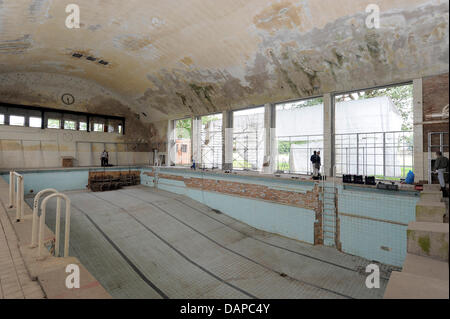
[402,253,449,281]
[384,271,449,299]
[416,201,446,222]
[420,190,443,202]
[423,184,442,192]
[407,222,449,262]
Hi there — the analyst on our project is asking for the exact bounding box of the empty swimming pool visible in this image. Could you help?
[25,185,395,299]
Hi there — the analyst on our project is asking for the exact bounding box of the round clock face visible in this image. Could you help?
[61,93,75,105]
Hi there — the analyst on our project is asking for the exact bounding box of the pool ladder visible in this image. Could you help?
[322,177,338,247]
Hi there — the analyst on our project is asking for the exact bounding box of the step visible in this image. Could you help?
[420,190,443,202]
[384,271,449,299]
[423,184,442,192]
[416,201,446,223]
[407,222,449,262]
[402,253,449,281]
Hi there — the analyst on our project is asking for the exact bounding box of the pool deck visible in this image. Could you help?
[0,194,45,299]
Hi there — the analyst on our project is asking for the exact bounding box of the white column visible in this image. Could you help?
[413,78,424,181]
[323,93,334,177]
[167,119,176,166]
[192,116,202,167]
[223,111,233,170]
[263,104,276,174]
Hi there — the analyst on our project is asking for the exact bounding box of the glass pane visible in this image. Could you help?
[233,107,265,171]
[275,97,324,174]
[48,119,60,129]
[29,117,42,128]
[93,123,104,132]
[200,114,223,169]
[175,118,191,166]
[79,122,87,131]
[64,120,76,130]
[10,115,25,126]
[0,114,4,125]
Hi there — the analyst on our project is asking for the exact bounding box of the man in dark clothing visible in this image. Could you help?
[434,151,449,197]
[311,151,319,177]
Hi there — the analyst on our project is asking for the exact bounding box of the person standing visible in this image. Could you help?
[434,151,449,197]
[316,151,322,177]
[101,149,108,167]
[311,151,318,177]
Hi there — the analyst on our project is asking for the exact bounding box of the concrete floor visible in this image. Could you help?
[27,185,395,299]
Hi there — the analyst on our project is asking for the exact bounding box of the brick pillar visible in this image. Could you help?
[413,78,424,181]
[323,93,334,177]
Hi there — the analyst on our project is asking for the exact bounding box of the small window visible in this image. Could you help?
[118,124,123,134]
[79,122,87,131]
[181,144,187,153]
[0,114,4,125]
[93,123,104,132]
[64,120,76,130]
[48,119,61,129]
[29,117,42,128]
[10,115,25,126]
[108,125,115,133]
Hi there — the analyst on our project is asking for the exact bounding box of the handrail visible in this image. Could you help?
[31,188,58,248]
[38,193,71,258]
[9,171,24,221]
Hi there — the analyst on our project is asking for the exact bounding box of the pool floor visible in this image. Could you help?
[28,185,394,299]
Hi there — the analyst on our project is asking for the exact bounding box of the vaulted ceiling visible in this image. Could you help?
[0,0,448,124]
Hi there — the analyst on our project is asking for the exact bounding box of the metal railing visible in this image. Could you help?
[39,193,71,258]
[9,171,24,221]
[335,130,413,180]
[31,188,58,248]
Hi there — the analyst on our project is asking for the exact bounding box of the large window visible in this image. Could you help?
[93,123,104,132]
[29,117,42,128]
[276,97,324,175]
[175,118,192,166]
[334,83,413,180]
[64,120,76,130]
[47,119,61,129]
[0,103,125,134]
[233,107,265,170]
[9,115,25,126]
[200,113,223,169]
[79,122,87,131]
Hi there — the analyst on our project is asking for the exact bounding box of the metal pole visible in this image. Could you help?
[383,132,386,179]
[9,171,14,208]
[55,197,61,257]
[356,133,359,175]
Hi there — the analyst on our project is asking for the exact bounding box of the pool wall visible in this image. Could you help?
[2,167,420,266]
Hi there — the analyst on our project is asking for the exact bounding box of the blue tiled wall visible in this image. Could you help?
[338,185,420,266]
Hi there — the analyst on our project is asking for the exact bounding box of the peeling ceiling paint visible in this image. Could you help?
[0,0,448,125]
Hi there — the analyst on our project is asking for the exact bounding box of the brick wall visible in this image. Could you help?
[145,171,323,244]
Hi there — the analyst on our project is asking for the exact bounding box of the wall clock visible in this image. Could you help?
[61,93,75,105]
